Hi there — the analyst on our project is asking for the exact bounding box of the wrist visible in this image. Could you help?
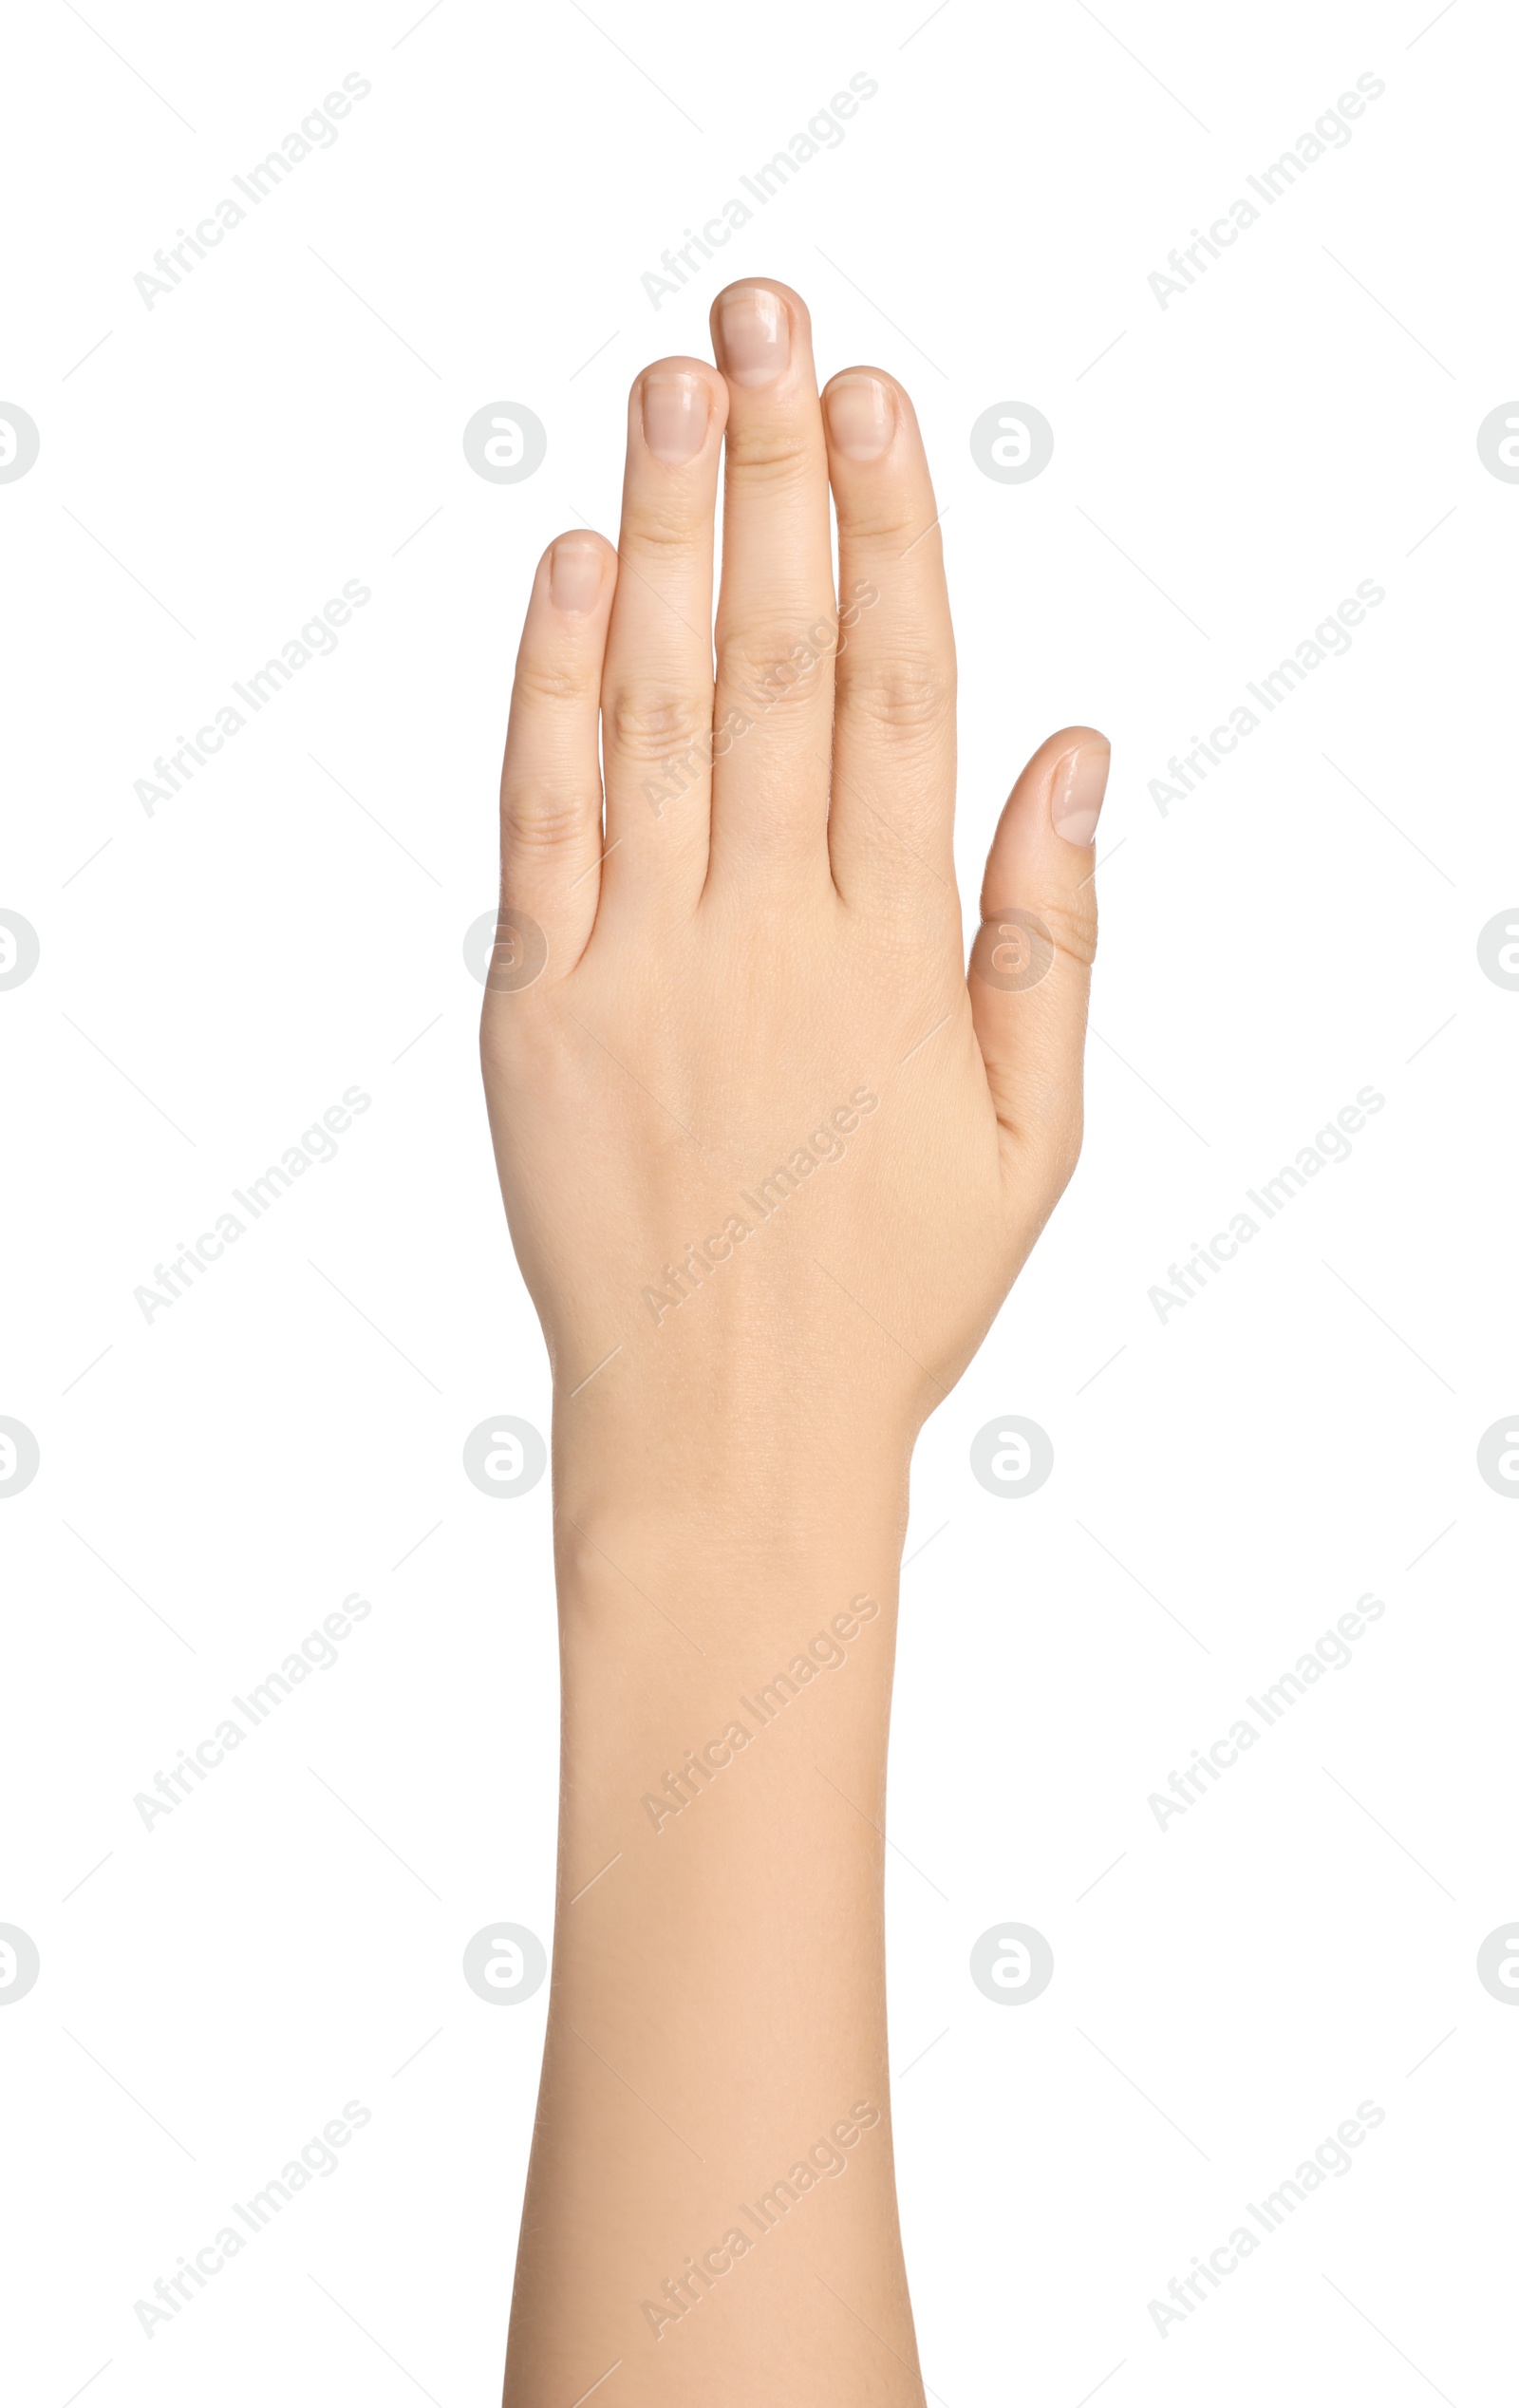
[551,1391,916,1569]
[549,1457,908,1919]
[549,1467,909,1681]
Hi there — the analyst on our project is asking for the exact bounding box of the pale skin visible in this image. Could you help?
[483,279,1108,2403]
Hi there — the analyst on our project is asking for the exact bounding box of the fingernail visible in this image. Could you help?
[1050,739,1110,846]
[716,286,790,386]
[825,374,896,461]
[549,540,604,614]
[642,371,710,464]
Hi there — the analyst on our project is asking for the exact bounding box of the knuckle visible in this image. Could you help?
[513,655,593,710]
[605,682,707,767]
[618,496,702,555]
[499,779,593,855]
[1041,894,1098,972]
[723,427,819,489]
[837,497,925,547]
[839,655,955,742]
[480,994,559,1087]
[720,611,838,699]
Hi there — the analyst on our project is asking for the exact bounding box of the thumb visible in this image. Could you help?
[968,724,1108,1203]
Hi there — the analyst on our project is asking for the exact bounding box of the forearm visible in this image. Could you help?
[504,1426,924,2402]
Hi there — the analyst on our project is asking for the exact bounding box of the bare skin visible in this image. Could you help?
[483,278,1107,2404]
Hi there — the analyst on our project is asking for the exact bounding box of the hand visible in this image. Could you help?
[483,279,1110,2405]
[481,279,1108,1508]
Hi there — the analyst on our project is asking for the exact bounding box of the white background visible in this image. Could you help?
[3,1,1516,2401]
